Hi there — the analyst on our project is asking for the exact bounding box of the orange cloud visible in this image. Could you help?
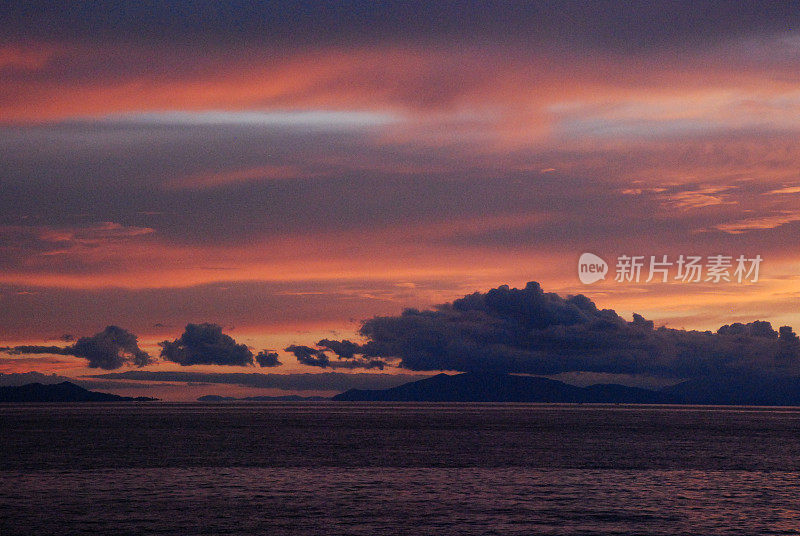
[715,212,800,234]
[4,36,800,345]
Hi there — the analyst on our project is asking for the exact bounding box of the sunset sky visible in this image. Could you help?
[2,1,800,400]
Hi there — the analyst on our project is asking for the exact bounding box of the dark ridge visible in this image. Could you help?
[663,376,800,406]
[332,372,673,403]
[0,382,157,402]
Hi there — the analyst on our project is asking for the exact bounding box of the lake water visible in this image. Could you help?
[2,403,800,535]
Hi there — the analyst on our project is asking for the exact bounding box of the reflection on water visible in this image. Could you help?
[2,403,800,535]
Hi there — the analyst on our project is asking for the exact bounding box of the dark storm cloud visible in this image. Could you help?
[313,282,800,379]
[2,1,797,52]
[87,370,431,392]
[159,323,261,366]
[318,339,362,359]
[778,326,800,361]
[284,345,328,367]
[285,344,388,370]
[255,350,281,368]
[72,326,154,368]
[1,325,154,369]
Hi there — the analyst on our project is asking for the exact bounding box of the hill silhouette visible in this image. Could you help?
[333,372,673,403]
[664,376,800,406]
[0,382,157,402]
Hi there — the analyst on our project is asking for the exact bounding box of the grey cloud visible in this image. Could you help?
[284,344,388,370]
[2,345,73,355]
[2,325,154,369]
[284,344,328,367]
[159,323,255,366]
[317,339,362,359]
[255,350,281,368]
[72,325,153,369]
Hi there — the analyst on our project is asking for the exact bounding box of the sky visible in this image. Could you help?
[2,1,800,400]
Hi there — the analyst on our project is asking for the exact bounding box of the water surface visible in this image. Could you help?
[2,403,799,535]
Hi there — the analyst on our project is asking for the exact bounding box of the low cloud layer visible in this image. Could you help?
[88,371,431,392]
[1,326,154,369]
[311,282,800,380]
[160,323,281,367]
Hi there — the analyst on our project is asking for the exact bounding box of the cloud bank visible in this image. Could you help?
[312,282,800,380]
[88,371,431,392]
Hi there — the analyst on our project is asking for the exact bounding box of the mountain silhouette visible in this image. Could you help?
[333,372,673,403]
[0,382,157,402]
[663,376,800,406]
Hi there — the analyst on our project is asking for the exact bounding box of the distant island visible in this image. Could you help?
[332,372,800,406]
[0,382,157,402]
[332,373,671,403]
